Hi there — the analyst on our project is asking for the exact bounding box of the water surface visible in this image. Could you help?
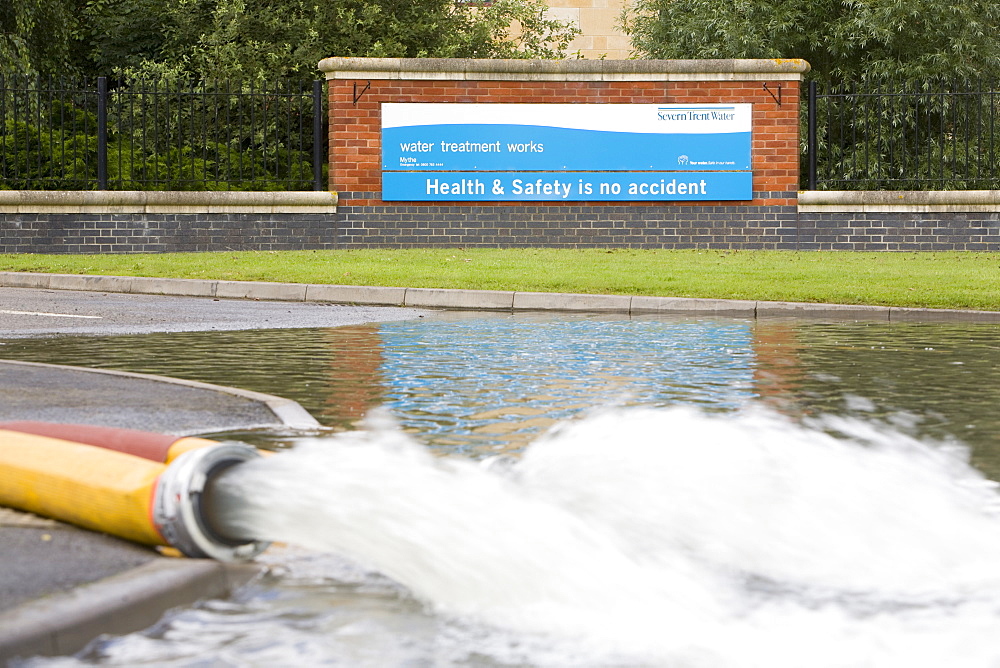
[3,313,998,468]
[6,312,1000,666]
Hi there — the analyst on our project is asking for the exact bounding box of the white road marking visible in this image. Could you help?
[0,309,102,319]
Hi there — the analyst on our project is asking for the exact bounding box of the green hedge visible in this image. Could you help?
[0,78,323,191]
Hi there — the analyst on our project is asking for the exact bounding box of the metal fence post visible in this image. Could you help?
[807,80,817,191]
[97,76,109,190]
[313,80,324,191]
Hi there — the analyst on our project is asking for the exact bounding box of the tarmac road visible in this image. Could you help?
[0,286,424,337]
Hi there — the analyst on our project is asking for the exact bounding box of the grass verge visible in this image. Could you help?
[1,249,998,311]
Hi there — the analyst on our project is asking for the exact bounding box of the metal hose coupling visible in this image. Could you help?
[152,443,270,562]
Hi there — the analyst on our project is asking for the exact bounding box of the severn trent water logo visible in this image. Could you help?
[657,107,738,121]
[677,155,690,166]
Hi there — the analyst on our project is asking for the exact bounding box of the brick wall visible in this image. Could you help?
[0,192,338,254]
[0,213,336,253]
[797,192,1000,251]
[6,199,995,253]
[5,60,995,253]
[320,58,807,249]
[793,213,1000,251]
[325,59,803,207]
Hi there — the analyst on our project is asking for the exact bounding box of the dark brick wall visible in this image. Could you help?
[1,213,336,253]
[3,207,999,253]
[335,192,801,249]
[794,213,1000,251]
[335,197,999,251]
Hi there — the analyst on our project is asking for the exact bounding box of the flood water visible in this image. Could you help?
[6,312,1000,666]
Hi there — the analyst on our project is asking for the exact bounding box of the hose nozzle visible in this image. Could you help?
[153,444,270,562]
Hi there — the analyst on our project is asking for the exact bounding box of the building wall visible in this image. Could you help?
[546,0,631,59]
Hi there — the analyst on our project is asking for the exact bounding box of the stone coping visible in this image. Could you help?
[2,272,997,322]
[0,191,337,214]
[799,190,1000,213]
[318,57,810,82]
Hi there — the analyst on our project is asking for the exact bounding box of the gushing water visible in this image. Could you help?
[201,406,1000,667]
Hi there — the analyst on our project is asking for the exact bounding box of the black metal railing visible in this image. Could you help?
[0,75,327,191]
[806,78,1000,190]
[8,75,999,193]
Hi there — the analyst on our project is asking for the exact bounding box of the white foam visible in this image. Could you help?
[209,406,1000,666]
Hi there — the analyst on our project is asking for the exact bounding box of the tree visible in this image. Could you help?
[622,0,1000,190]
[622,0,1000,82]
[83,0,579,81]
[3,0,579,192]
[0,0,81,77]
[82,0,170,75]
[6,0,578,80]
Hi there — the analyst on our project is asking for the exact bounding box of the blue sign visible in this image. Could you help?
[382,104,752,172]
[380,103,754,202]
[383,171,753,202]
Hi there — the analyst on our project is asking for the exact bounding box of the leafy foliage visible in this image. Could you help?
[0,0,81,77]
[82,0,170,75]
[0,77,318,190]
[622,0,1000,83]
[2,0,578,190]
[1,0,579,82]
[121,0,577,81]
[1,120,95,190]
[811,79,1000,190]
[620,0,1000,190]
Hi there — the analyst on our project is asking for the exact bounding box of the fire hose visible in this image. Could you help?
[0,422,268,562]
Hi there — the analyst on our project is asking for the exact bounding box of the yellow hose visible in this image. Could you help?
[165,437,219,463]
[0,426,270,560]
[0,429,168,546]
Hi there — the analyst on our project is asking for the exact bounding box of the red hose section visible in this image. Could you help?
[0,421,178,463]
